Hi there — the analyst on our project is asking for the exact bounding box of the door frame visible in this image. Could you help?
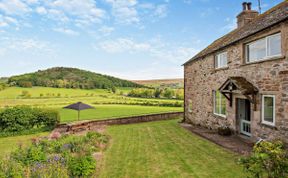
[236,98,252,137]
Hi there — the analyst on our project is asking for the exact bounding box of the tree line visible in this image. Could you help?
[128,88,184,100]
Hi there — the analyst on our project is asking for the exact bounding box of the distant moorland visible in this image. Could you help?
[133,78,184,88]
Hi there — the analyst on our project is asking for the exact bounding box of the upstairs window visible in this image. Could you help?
[246,33,281,63]
[215,52,228,69]
[213,90,226,117]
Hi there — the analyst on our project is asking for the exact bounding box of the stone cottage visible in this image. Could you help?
[183,1,288,142]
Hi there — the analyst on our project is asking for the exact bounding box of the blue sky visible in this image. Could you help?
[0,0,283,80]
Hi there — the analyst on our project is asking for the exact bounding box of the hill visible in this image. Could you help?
[132,78,184,89]
[0,77,8,84]
[8,67,143,89]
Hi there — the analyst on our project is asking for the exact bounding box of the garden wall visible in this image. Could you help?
[56,112,183,134]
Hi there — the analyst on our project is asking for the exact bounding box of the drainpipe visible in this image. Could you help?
[181,70,186,123]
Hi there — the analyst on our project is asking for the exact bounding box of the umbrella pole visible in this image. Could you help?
[78,110,80,121]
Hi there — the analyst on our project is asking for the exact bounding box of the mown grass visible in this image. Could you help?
[60,105,182,123]
[99,119,246,178]
[0,132,49,157]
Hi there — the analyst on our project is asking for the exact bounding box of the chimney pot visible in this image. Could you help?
[242,2,247,11]
[247,2,252,10]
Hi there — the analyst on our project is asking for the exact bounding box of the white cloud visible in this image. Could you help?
[36,6,47,15]
[0,0,31,15]
[26,0,39,4]
[0,37,54,56]
[53,27,79,36]
[105,0,139,24]
[46,0,106,26]
[0,15,18,28]
[98,26,114,36]
[95,38,150,53]
[105,0,169,25]
[153,4,168,18]
[94,37,199,64]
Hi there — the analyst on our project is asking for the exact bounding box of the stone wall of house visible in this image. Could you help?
[184,21,288,142]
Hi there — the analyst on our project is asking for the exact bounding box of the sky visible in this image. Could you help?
[0,0,284,80]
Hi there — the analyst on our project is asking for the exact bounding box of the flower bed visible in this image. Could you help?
[0,132,109,177]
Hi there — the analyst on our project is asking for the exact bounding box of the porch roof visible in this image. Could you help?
[219,76,258,95]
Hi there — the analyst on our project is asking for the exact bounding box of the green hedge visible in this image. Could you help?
[0,106,60,134]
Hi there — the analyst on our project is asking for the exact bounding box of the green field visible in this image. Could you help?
[0,87,183,123]
[60,105,182,123]
[99,119,245,178]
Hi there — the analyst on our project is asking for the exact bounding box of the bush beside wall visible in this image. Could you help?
[0,106,60,135]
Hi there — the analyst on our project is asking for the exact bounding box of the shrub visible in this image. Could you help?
[239,140,288,178]
[0,158,26,178]
[217,126,232,136]
[0,106,60,134]
[111,86,117,94]
[0,83,7,91]
[32,108,60,128]
[12,144,47,166]
[68,155,96,177]
[0,106,35,132]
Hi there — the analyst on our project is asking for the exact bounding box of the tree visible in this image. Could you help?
[111,86,117,94]
[19,81,32,88]
[154,88,162,98]
[163,88,174,99]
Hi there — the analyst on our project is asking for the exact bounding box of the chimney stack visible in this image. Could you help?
[237,2,259,28]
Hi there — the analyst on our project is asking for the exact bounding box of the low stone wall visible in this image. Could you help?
[56,112,183,134]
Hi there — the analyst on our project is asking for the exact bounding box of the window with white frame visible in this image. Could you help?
[215,52,228,69]
[246,33,281,63]
[262,95,275,126]
[213,90,226,117]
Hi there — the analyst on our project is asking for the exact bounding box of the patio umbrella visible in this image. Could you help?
[63,102,94,121]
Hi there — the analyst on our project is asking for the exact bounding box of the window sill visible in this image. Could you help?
[213,113,227,119]
[260,122,277,129]
[242,56,285,66]
[214,66,229,72]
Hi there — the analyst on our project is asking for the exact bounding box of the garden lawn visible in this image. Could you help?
[0,132,49,157]
[60,105,182,123]
[99,119,246,178]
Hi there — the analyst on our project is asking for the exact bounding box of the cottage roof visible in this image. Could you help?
[183,1,288,66]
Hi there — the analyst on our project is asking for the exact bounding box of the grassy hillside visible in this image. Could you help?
[133,78,184,88]
[8,67,143,89]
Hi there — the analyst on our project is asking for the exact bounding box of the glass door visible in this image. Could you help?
[238,99,251,137]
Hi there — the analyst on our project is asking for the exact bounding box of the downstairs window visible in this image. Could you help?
[213,90,226,117]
